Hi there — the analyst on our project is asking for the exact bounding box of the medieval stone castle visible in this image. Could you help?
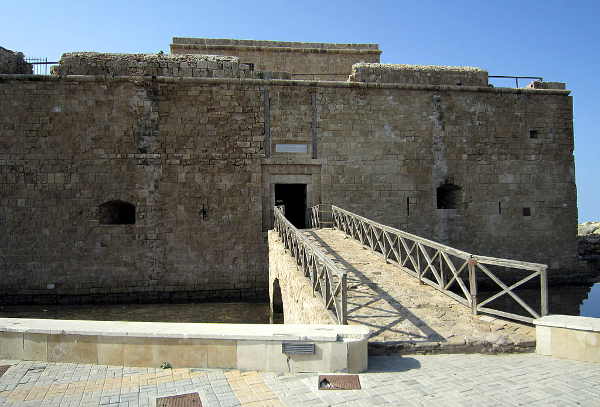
[0,38,577,304]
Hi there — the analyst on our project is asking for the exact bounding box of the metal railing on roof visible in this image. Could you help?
[489,75,543,88]
[24,57,59,75]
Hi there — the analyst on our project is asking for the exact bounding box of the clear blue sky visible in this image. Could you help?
[3,0,598,221]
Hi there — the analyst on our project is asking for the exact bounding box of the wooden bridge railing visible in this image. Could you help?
[312,204,548,324]
[274,206,347,324]
[309,204,334,229]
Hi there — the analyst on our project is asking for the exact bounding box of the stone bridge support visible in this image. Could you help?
[268,230,334,325]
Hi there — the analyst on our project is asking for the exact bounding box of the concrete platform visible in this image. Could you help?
[304,229,536,354]
[535,314,600,363]
[0,319,369,373]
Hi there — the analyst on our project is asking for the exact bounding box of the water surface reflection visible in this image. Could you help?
[580,283,600,317]
[476,283,600,320]
[0,302,270,324]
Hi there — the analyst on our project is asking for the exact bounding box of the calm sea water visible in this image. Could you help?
[0,302,270,324]
[474,282,600,320]
[580,283,600,318]
[0,285,597,323]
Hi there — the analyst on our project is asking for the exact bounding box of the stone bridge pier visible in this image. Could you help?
[268,230,335,325]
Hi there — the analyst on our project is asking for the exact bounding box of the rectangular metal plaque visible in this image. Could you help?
[0,365,10,378]
[318,374,361,390]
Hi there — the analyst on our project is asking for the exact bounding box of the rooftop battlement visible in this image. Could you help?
[52,52,291,79]
[349,63,489,86]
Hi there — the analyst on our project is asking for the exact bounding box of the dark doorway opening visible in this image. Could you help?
[436,182,461,209]
[99,200,136,225]
[275,183,307,229]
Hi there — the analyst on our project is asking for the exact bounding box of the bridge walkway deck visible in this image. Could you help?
[304,228,535,354]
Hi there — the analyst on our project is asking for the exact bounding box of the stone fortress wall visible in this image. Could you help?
[0,39,578,304]
[170,38,381,81]
[0,46,32,74]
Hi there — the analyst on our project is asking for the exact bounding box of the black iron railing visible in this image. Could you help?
[24,58,59,75]
[489,75,543,88]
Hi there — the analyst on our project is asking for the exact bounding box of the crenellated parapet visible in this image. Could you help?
[348,62,488,86]
[52,52,291,79]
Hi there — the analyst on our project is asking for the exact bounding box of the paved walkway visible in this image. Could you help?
[1,354,599,406]
[304,229,535,353]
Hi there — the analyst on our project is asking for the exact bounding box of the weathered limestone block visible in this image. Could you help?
[0,318,370,373]
[268,230,334,324]
[526,80,566,90]
[349,63,488,86]
[535,315,600,363]
[51,52,291,79]
[578,221,600,262]
[0,46,32,74]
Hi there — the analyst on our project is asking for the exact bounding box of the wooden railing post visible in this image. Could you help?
[417,245,422,284]
[468,257,478,315]
[324,269,331,309]
[340,273,347,325]
[540,266,548,316]
[439,252,445,289]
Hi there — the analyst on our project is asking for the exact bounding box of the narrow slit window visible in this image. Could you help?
[99,200,136,225]
[523,207,531,217]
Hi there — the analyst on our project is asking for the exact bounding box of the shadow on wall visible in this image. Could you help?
[271,278,284,324]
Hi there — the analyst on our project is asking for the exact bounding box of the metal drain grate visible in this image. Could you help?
[26,366,46,374]
[282,342,315,355]
[156,392,202,407]
[0,366,10,378]
[318,375,361,390]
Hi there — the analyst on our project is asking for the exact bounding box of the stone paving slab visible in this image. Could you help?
[2,354,600,406]
[304,229,536,354]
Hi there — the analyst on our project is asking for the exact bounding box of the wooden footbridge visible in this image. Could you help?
[273,205,548,352]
